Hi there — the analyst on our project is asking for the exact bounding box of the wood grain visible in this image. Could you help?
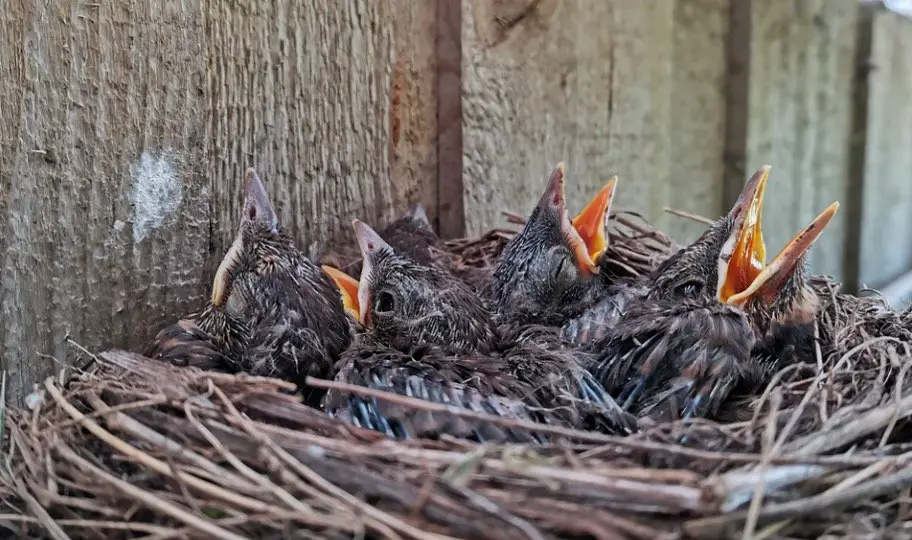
[854,6,912,289]
[460,0,675,236]
[0,1,211,403]
[671,0,731,243]
[0,0,438,404]
[741,0,858,281]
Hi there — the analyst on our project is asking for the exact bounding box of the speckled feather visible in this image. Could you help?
[330,228,636,440]
[144,310,246,372]
[592,299,758,420]
[484,189,601,327]
[593,210,824,421]
[144,170,353,406]
[324,335,545,443]
[560,280,649,345]
[226,239,354,404]
[363,246,498,355]
[334,204,456,279]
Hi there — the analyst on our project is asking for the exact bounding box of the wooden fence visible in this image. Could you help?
[1,0,910,404]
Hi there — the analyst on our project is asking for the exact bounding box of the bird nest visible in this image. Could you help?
[3,213,912,540]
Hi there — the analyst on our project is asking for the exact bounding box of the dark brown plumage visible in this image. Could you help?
[145,168,353,406]
[482,163,647,343]
[485,163,604,327]
[325,336,544,442]
[352,219,497,354]
[593,166,839,420]
[559,273,650,345]
[322,202,455,279]
[144,310,246,371]
[322,220,637,441]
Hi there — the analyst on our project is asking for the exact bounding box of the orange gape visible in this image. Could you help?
[572,177,618,266]
[322,265,360,322]
[718,166,839,306]
[721,169,767,302]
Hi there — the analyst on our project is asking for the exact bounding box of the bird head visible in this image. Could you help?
[649,166,837,327]
[487,163,616,322]
[208,168,351,342]
[150,168,352,379]
[715,166,838,325]
[209,168,301,314]
[347,219,498,354]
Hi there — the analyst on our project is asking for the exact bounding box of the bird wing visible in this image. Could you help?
[594,300,756,420]
[324,341,544,443]
[561,284,645,345]
[501,340,638,435]
[143,317,232,372]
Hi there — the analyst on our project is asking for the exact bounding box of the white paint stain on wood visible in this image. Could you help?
[130,150,184,243]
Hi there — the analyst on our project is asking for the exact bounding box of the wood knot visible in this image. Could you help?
[473,0,558,49]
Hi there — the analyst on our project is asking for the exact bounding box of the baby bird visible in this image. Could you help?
[145,168,353,406]
[321,220,637,441]
[559,180,652,345]
[485,163,606,327]
[593,166,839,421]
[321,202,454,279]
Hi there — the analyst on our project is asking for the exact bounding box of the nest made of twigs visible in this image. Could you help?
[4,210,912,540]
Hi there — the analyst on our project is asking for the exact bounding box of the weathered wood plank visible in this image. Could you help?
[0,1,211,404]
[670,0,731,242]
[437,0,464,238]
[740,0,858,281]
[855,6,912,290]
[0,0,438,404]
[204,0,399,259]
[392,0,440,229]
[461,0,675,236]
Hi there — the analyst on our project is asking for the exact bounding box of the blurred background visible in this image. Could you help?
[0,0,910,403]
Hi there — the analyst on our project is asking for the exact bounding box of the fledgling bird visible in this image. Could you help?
[320,220,637,441]
[593,166,839,421]
[144,168,353,406]
[485,163,609,327]
[559,180,653,345]
[321,202,454,279]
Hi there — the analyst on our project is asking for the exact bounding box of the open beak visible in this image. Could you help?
[717,165,838,305]
[322,265,361,322]
[572,176,617,265]
[540,162,599,276]
[727,202,839,305]
[717,166,769,303]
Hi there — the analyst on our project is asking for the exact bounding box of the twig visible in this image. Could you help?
[81,392,256,491]
[0,371,7,452]
[684,465,912,537]
[662,207,714,225]
[8,463,70,540]
[881,346,910,447]
[0,517,174,535]
[183,393,315,515]
[210,385,452,540]
[305,377,893,467]
[783,388,912,456]
[42,377,274,512]
[55,443,248,540]
[741,390,782,540]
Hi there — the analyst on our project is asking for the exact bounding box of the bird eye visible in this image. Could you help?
[550,252,578,293]
[673,278,704,298]
[374,290,396,314]
[552,257,566,279]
